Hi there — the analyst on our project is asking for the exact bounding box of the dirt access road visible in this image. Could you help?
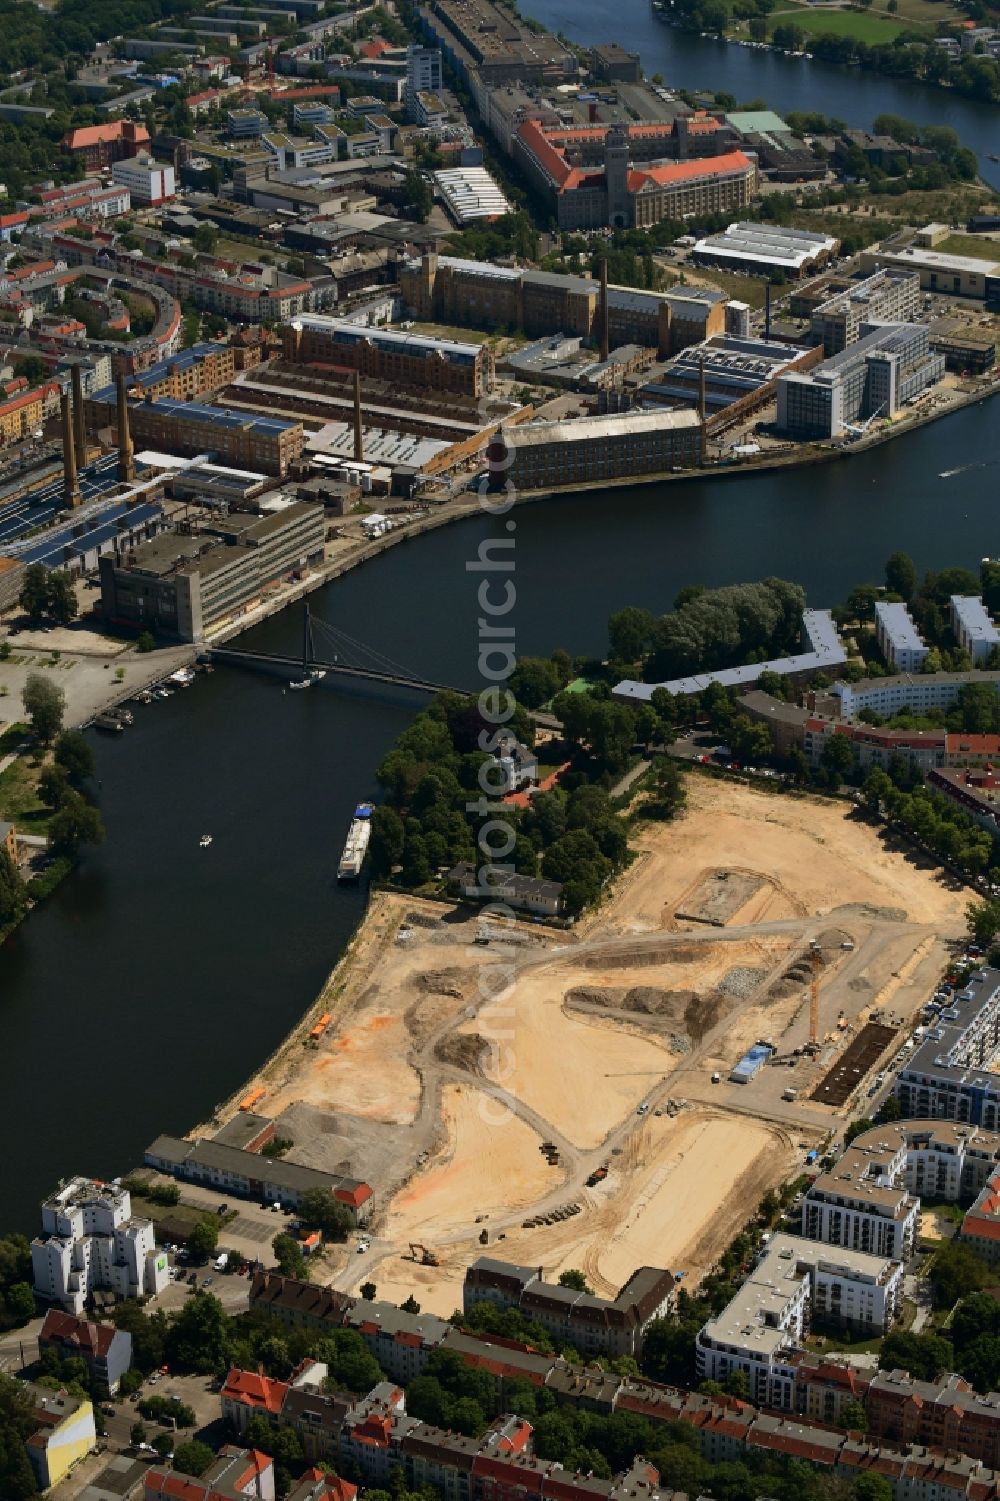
[216,777,967,1316]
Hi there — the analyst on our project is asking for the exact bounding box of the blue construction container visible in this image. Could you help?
[729,1041,774,1084]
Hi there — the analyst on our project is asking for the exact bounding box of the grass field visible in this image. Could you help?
[937,234,1000,262]
[783,8,907,40]
[683,268,769,307]
[0,756,52,834]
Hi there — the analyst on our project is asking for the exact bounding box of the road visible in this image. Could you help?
[328,886,950,1298]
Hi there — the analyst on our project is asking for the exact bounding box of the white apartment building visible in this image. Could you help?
[31,1177,168,1316]
[875,601,929,674]
[405,45,442,119]
[696,1235,902,1409]
[834,670,1000,722]
[950,595,1000,664]
[802,1127,919,1262]
[110,156,176,206]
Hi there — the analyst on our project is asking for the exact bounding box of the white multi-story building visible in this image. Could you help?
[875,600,929,674]
[802,1140,919,1262]
[405,45,442,120]
[950,596,1000,665]
[696,1235,902,1409]
[110,156,176,206]
[31,1177,168,1316]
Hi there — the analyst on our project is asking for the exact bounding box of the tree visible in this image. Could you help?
[297,1188,352,1240]
[0,847,26,929]
[509,657,562,709]
[930,1240,989,1309]
[272,1232,307,1279]
[884,552,917,601]
[608,607,654,663]
[401,1294,421,1314]
[361,1282,377,1301]
[22,672,65,744]
[854,1476,893,1501]
[172,1441,215,1478]
[186,1218,220,1260]
[191,224,218,255]
[402,168,432,222]
[558,1269,592,1293]
[48,791,105,856]
[19,564,49,620]
[841,1398,867,1432]
[136,632,156,653]
[821,730,855,783]
[46,572,77,626]
[968,898,1000,948]
[38,764,70,810]
[878,1328,953,1382]
[165,1293,230,1374]
[152,1432,174,1458]
[54,730,95,787]
[130,1421,147,1447]
[369,805,405,879]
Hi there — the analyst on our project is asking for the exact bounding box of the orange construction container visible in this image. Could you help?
[239,1087,266,1112]
[309,1012,333,1041]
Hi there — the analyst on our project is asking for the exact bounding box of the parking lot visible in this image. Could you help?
[140,1171,293,1267]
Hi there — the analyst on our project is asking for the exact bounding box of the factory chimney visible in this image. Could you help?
[353,369,364,463]
[116,367,135,483]
[598,255,610,364]
[61,390,81,508]
[698,354,707,465]
[70,363,86,466]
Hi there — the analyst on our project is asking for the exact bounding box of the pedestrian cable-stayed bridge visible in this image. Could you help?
[210,602,470,696]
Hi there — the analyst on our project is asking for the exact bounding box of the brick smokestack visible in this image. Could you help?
[599,255,610,363]
[698,354,707,465]
[60,390,81,508]
[116,368,135,483]
[353,369,364,463]
[70,363,86,466]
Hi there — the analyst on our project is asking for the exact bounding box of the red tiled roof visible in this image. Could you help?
[40,1310,121,1359]
[629,149,753,191]
[63,120,150,150]
[336,1183,373,1209]
[221,1366,288,1414]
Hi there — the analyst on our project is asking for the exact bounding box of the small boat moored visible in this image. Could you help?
[199,834,213,848]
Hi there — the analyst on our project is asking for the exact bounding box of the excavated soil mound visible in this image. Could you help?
[435,1033,488,1071]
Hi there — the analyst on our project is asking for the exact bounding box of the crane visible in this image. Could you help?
[808,941,821,1051]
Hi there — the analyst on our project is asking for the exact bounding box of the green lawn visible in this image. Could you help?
[0,756,53,834]
[685,269,769,308]
[937,234,1000,262]
[788,9,907,40]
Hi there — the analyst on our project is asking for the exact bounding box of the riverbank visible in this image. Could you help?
[0,359,988,744]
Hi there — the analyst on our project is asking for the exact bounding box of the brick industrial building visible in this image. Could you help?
[282,315,495,396]
[84,391,303,475]
[490,409,704,489]
[514,120,756,230]
[400,252,727,358]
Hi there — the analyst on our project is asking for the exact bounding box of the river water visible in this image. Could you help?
[3,17,1000,1229]
[523,0,1000,188]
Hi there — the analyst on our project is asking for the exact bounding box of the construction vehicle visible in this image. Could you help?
[586,1166,609,1187]
[408,1243,440,1267]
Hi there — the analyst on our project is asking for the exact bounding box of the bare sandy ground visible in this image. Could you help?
[218,777,967,1310]
[464,969,675,1151]
[358,1106,795,1316]
[595,778,967,937]
[384,1084,556,1244]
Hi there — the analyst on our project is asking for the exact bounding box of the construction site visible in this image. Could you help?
[208,775,967,1316]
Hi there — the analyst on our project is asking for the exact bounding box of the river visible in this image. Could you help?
[523,0,1000,189]
[1,401,998,1231]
